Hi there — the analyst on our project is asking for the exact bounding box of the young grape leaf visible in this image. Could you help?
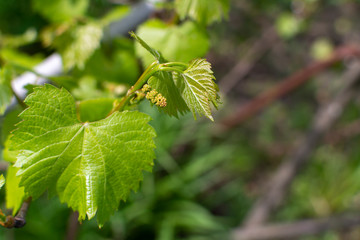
[175,0,230,26]
[10,84,156,226]
[173,59,220,121]
[0,67,13,115]
[6,165,25,215]
[131,33,189,117]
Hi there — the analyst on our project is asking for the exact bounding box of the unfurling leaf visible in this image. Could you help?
[10,84,156,226]
[173,59,220,121]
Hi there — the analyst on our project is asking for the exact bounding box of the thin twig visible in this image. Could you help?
[233,213,360,240]
[243,62,360,227]
[65,211,80,240]
[220,45,360,129]
[13,197,31,228]
[1,197,32,228]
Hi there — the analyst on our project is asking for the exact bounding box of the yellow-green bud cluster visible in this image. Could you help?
[141,84,151,92]
[144,88,167,108]
[146,89,158,100]
[153,94,167,107]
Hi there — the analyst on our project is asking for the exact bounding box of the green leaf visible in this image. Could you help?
[0,67,13,115]
[175,0,230,26]
[0,174,4,189]
[54,22,103,70]
[32,0,89,23]
[6,165,25,215]
[10,84,156,226]
[173,59,220,121]
[135,20,209,67]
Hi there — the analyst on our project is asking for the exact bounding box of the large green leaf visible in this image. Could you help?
[175,0,230,26]
[0,67,13,115]
[135,20,209,67]
[173,59,220,121]
[6,165,25,215]
[10,84,156,226]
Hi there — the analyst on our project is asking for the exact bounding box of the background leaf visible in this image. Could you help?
[175,0,230,26]
[0,67,13,115]
[54,22,103,70]
[32,0,88,23]
[135,20,209,67]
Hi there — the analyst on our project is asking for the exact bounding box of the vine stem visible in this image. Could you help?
[0,197,32,228]
[107,61,160,116]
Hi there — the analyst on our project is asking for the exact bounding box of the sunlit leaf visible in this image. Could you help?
[10,84,156,226]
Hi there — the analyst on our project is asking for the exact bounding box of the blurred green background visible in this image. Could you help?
[2,0,360,239]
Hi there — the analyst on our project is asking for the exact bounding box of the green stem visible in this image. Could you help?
[160,62,188,70]
[158,66,184,74]
[108,61,160,115]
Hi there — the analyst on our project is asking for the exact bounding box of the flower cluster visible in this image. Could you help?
[142,84,167,107]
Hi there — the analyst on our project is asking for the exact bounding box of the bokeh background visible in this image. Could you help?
[2,0,360,239]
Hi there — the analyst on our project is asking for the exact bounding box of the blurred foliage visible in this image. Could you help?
[1,0,360,239]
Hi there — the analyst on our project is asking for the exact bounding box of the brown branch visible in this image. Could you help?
[65,211,80,240]
[1,197,32,228]
[232,213,360,240]
[243,63,360,227]
[220,45,360,129]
